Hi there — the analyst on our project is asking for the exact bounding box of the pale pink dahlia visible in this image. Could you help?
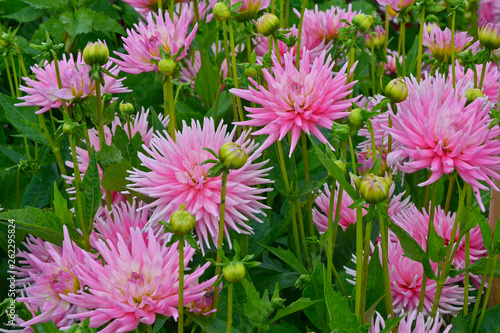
[386,75,500,210]
[112,10,197,74]
[478,0,500,24]
[370,311,452,333]
[17,54,129,114]
[230,50,356,156]
[296,4,360,43]
[423,24,474,63]
[385,49,401,75]
[376,0,416,12]
[455,62,500,104]
[17,226,90,329]
[128,118,272,249]
[62,228,217,333]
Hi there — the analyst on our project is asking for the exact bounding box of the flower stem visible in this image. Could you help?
[169,0,174,19]
[4,58,15,97]
[273,35,282,66]
[301,133,315,242]
[348,134,357,176]
[95,81,105,148]
[285,0,290,28]
[378,205,394,321]
[295,0,307,68]
[360,218,373,324]
[295,182,311,271]
[222,21,239,123]
[212,169,228,310]
[469,254,492,331]
[450,10,456,88]
[463,232,470,314]
[354,206,363,317]
[444,173,457,213]
[158,0,162,10]
[178,239,185,333]
[279,0,284,28]
[228,20,245,125]
[384,7,389,55]
[416,6,425,82]
[400,21,406,77]
[38,114,67,177]
[474,256,499,333]
[327,179,336,283]
[479,53,489,90]
[227,282,234,333]
[370,35,376,94]
[9,54,20,97]
[166,75,176,139]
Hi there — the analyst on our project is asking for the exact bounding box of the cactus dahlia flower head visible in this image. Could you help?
[376,0,416,12]
[386,74,500,211]
[478,0,500,24]
[112,10,197,74]
[65,109,168,205]
[423,24,475,63]
[127,118,273,251]
[296,4,360,43]
[370,310,452,333]
[384,49,401,75]
[16,53,129,114]
[454,61,500,105]
[61,228,217,333]
[230,49,356,156]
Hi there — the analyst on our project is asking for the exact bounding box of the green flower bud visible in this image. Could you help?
[255,13,280,37]
[352,14,374,33]
[170,203,196,235]
[83,41,109,66]
[331,122,351,141]
[119,102,135,117]
[223,262,246,283]
[349,108,364,127]
[102,92,113,104]
[359,173,392,204]
[465,88,484,104]
[385,78,409,103]
[62,122,77,135]
[478,22,500,50]
[213,2,231,21]
[219,142,248,170]
[158,58,177,76]
[334,160,347,176]
[245,65,259,77]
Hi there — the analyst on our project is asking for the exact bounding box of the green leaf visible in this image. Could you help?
[272,298,321,322]
[186,313,240,333]
[60,9,93,40]
[4,6,46,22]
[477,304,500,333]
[112,127,144,169]
[80,150,102,236]
[149,107,168,136]
[450,257,500,278]
[242,279,273,329]
[493,218,500,254]
[53,182,76,230]
[88,9,125,35]
[365,247,386,318]
[261,245,309,275]
[407,37,420,76]
[474,207,492,253]
[450,314,469,333]
[21,0,66,9]
[21,164,58,208]
[380,316,405,333]
[427,224,447,263]
[302,258,328,332]
[324,270,360,332]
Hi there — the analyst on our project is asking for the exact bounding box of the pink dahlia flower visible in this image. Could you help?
[179,44,229,87]
[455,62,499,104]
[296,4,360,43]
[127,118,272,250]
[370,311,452,333]
[17,226,91,329]
[385,49,401,75]
[112,10,197,74]
[423,24,474,63]
[478,0,500,24]
[62,228,217,333]
[230,50,356,156]
[376,0,416,12]
[65,108,168,204]
[386,74,500,210]
[17,54,129,114]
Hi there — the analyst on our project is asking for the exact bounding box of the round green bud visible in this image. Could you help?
[255,13,280,37]
[359,173,391,204]
[352,14,374,33]
[170,203,196,235]
[245,65,259,78]
[465,88,484,104]
[213,2,231,21]
[83,41,109,66]
[349,108,364,127]
[478,22,500,50]
[385,78,409,104]
[223,262,246,283]
[62,122,77,135]
[102,92,113,104]
[334,160,347,176]
[0,38,10,48]
[119,102,135,117]
[219,142,248,170]
[158,58,177,76]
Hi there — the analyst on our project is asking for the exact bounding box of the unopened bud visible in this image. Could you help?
[465,88,484,104]
[102,92,113,104]
[255,13,280,36]
[223,262,246,283]
[478,22,500,50]
[170,204,196,236]
[245,65,259,77]
[62,122,77,135]
[158,58,177,76]
[352,14,374,33]
[349,108,364,127]
[119,102,135,117]
[219,142,248,170]
[359,173,391,204]
[213,2,231,21]
[83,41,109,66]
[385,78,409,103]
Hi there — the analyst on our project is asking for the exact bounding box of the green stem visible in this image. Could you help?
[212,170,228,310]
[228,20,245,125]
[10,54,20,97]
[16,165,21,209]
[301,133,315,242]
[158,0,162,10]
[178,239,185,333]
[370,35,376,95]
[400,21,406,77]
[463,232,470,315]
[13,42,28,77]
[222,21,238,123]
[479,53,489,90]
[246,34,252,62]
[348,134,357,176]
[169,0,174,19]
[193,0,212,102]
[327,179,336,283]
[95,81,105,148]
[279,0,284,28]
[360,218,373,324]
[444,173,457,213]
[166,76,176,139]
[451,10,456,88]
[469,255,492,331]
[147,325,152,333]
[4,58,15,97]
[295,182,311,271]
[295,0,307,68]
[38,114,67,177]
[416,6,426,82]
[378,205,394,320]
[384,7,389,55]
[273,35,282,66]
[285,0,290,28]
[474,256,498,333]
[227,283,234,333]
[354,206,363,317]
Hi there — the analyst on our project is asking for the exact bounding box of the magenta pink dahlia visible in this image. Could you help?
[370,310,452,333]
[112,10,197,74]
[386,75,500,210]
[478,0,500,24]
[423,24,475,63]
[127,118,272,250]
[384,49,401,75]
[455,62,499,104]
[62,228,217,333]
[230,49,356,156]
[17,53,129,114]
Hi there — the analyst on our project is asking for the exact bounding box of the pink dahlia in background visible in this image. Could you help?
[187,285,219,316]
[455,62,500,104]
[65,108,168,204]
[253,25,331,65]
[370,311,452,333]
[17,54,129,114]
[17,226,90,330]
[385,49,401,75]
[296,4,360,43]
[230,50,356,156]
[478,0,500,24]
[386,74,500,210]
[376,0,416,12]
[121,0,184,16]
[174,1,211,25]
[179,44,229,87]
[62,228,217,333]
[208,0,270,21]
[423,24,475,63]
[128,118,272,250]
[112,10,197,74]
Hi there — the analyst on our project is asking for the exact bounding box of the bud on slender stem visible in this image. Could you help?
[170,203,196,236]
[213,2,231,21]
[83,41,109,66]
[255,13,280,36]
[219,142,248,170]
[359,173,392,204]
[352,14,374,33]
[158,58,177,76]
[385,78,409,103]
[223,262,246,283]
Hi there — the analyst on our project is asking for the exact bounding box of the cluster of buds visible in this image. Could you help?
[352,172,392,204]
[385,78,409,104]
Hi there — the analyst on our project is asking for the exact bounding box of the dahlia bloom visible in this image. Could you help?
[66,108,168,204]
[128,118,272,250]
[187,285,219,316]
[296,4,360,43]
[386,75,500,210]
[365,26,386,49]
[17,54,129,114]
[376,0,416,12]
[17,226,90,329]
[62,228,217,333]
[179,44,229,87]
[478,0,500,24]
[112,10,198,74]
[385,49,401,75]
[370,311,452,333]
[454,62,499,104]
[423,24,474,63]
[253,25,331,65]
[230,50,356,156]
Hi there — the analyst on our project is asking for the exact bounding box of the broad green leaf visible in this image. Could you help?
[88,9,125,35]
[450,257,500,278]
[22,164,58,208]
[186,313,240,333]
[80,150,102,236]
[380,316,404,333]
[242,279,273,330]
[21,0,66,9]
[112,127,144,169]
[302,258,328,332]
[60,9,93,40]
[53,182,76,231]
[450,315,469,333]
[4,6,46,22]
[427,224,447,263]
[407,37,420,76]
[365,247,386,318]
[324,270,360,332]
[261,245,308,275]
[149,107,168,136]
[272,298,321,322]
[477,304,500,333]
[474,207,492,253]
[96,144,122,170]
